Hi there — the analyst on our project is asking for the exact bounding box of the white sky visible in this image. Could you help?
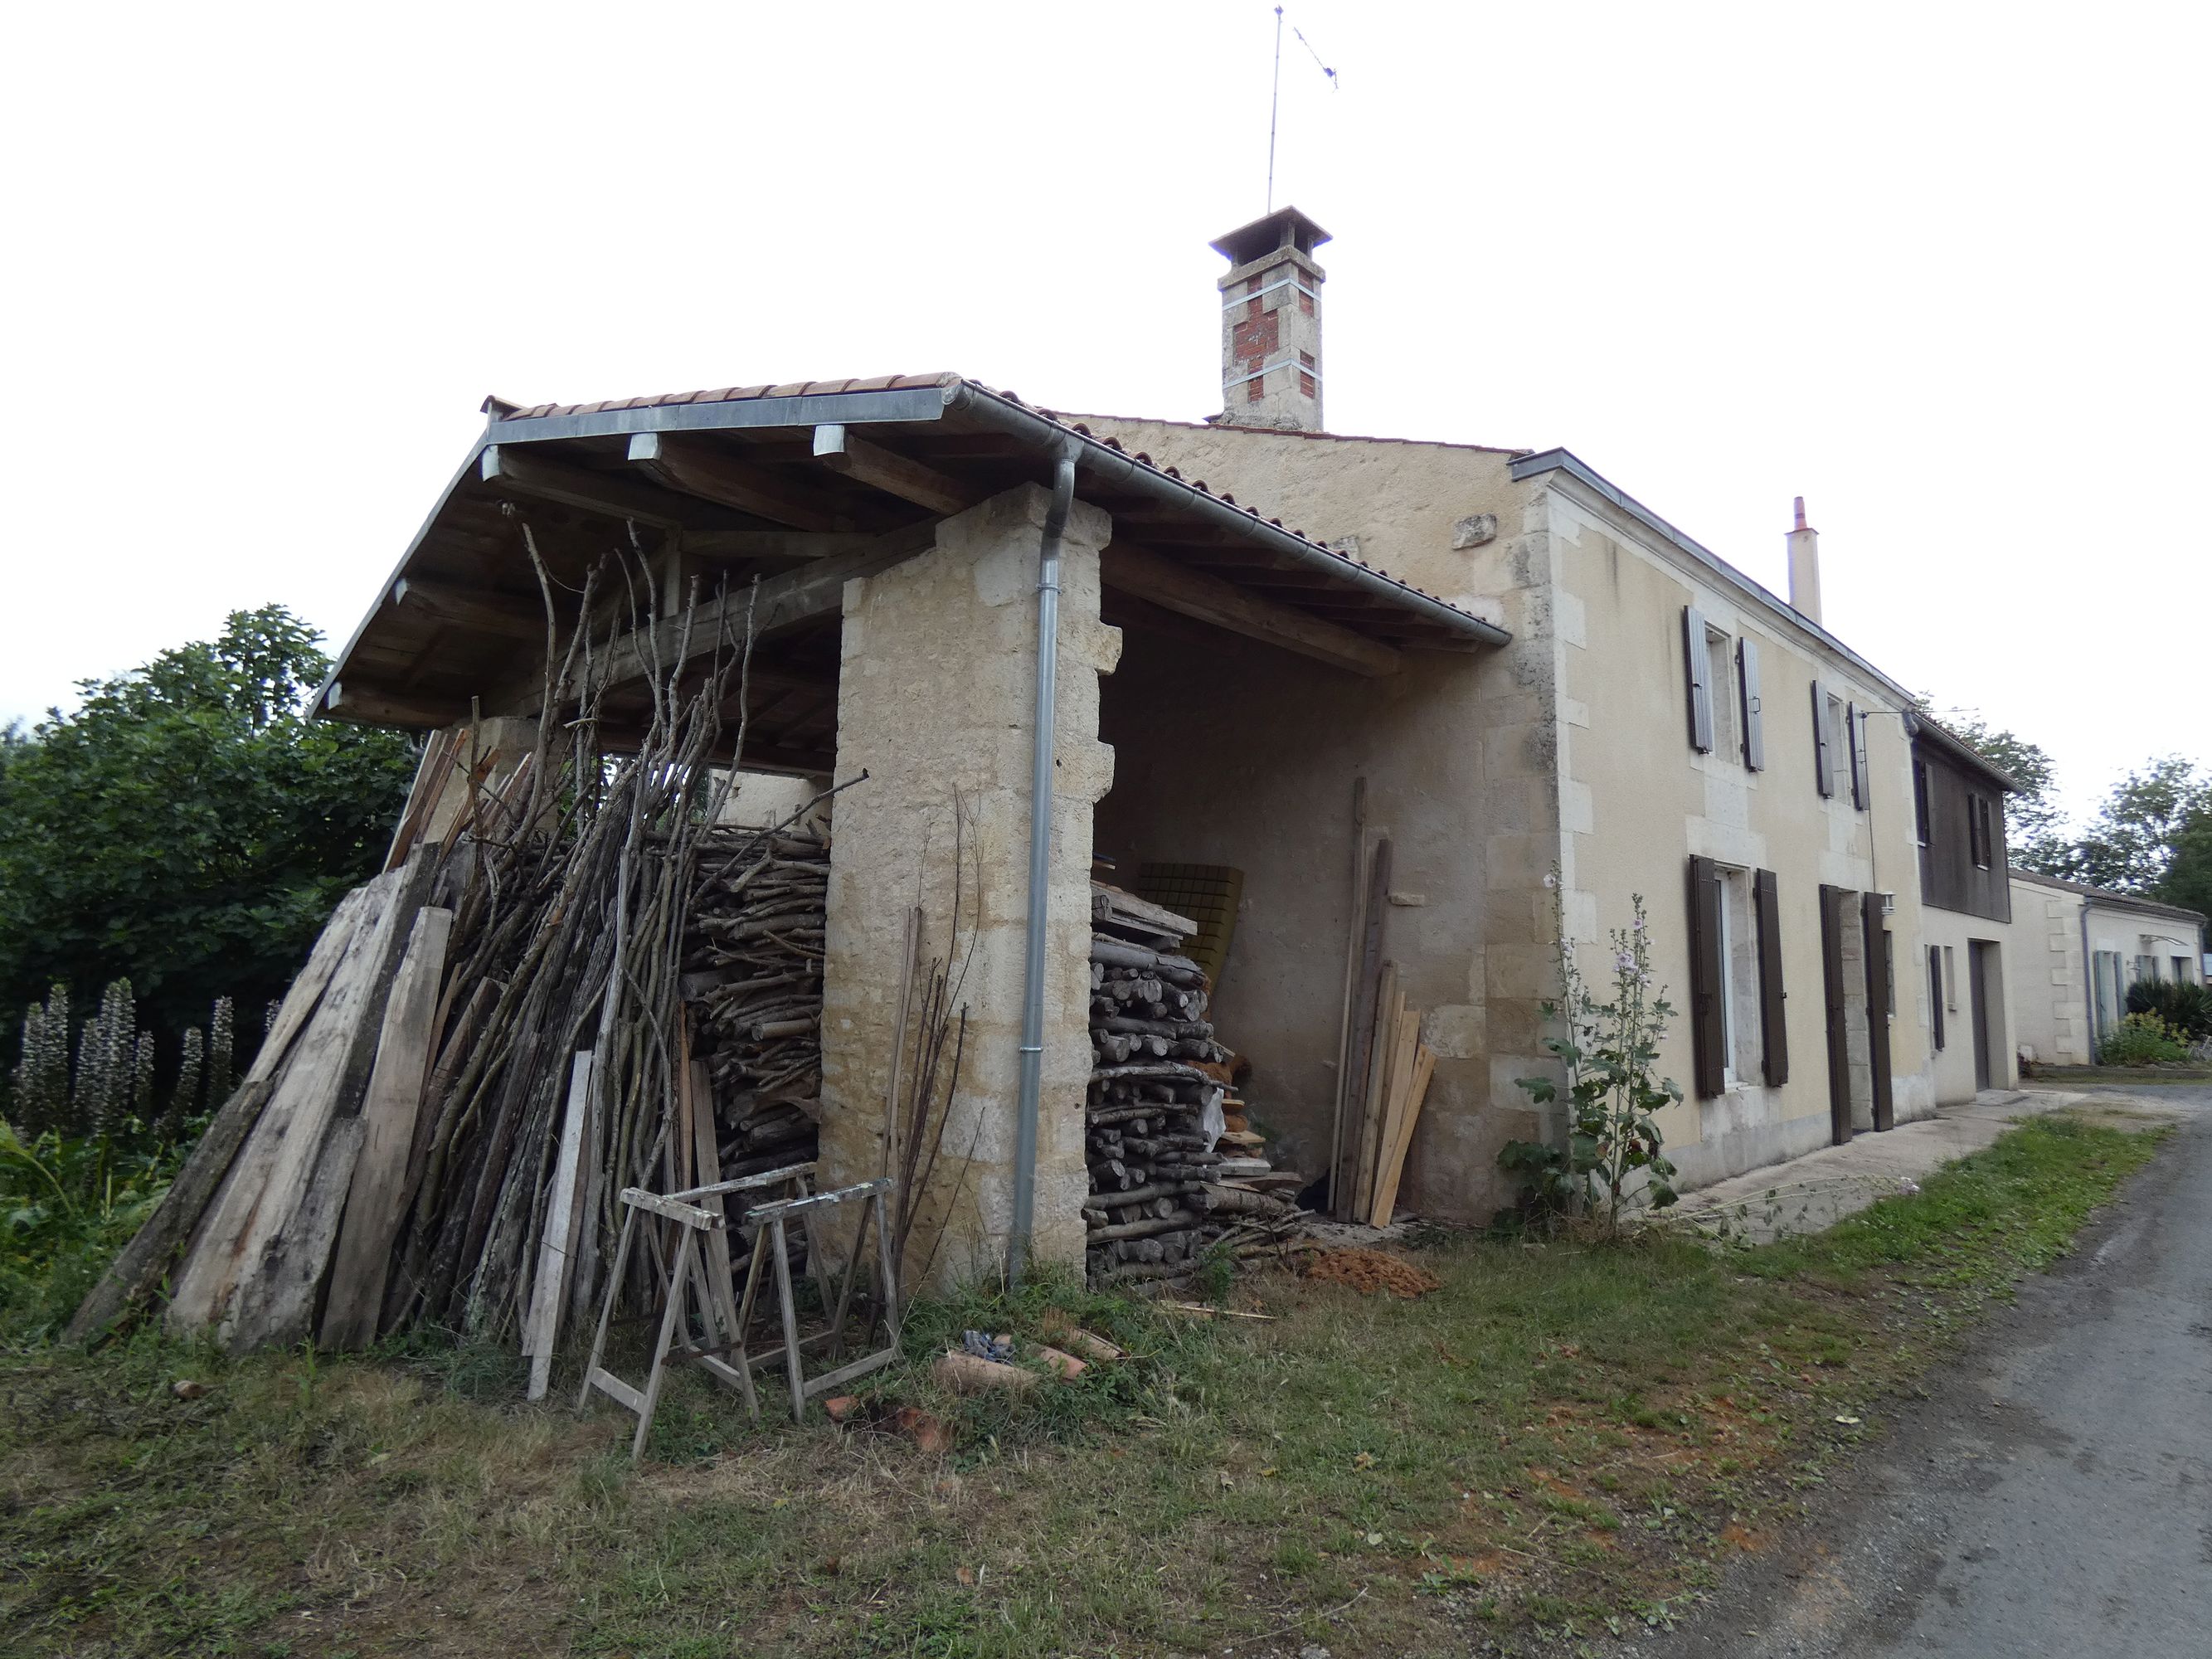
[2,1,2203,824]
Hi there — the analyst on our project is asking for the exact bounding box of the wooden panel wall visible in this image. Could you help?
[1914,743,2013,922]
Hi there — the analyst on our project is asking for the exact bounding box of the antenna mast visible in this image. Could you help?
[1266,6,1284,212]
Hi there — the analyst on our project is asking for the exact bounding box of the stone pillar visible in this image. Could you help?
[819,484,1119,1289]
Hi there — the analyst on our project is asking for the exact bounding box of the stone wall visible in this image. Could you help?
[819,484,1119,1287]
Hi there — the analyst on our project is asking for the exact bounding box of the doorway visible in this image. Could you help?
[1969,941,1995,1092]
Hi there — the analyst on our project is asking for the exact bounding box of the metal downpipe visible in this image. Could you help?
[1009,453,1078,1288]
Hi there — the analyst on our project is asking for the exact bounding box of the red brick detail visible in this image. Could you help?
[1230,311,1279,360]
[1298,289,1315,316]
[1298,371,1316,398]
[1299,350,1315,367]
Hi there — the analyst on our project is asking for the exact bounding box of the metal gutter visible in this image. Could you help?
[948,383,1510,648]
[1009,451,1077,1289]
[474,386,952,445]
[1511,447,1918,708]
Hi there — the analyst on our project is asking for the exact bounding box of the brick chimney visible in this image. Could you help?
[1787,496,1823,625]
[1208,207,1330,431]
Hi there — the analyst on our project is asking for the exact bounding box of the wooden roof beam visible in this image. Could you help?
[812,424,974,515]
[324,681,464,730]
[388,576,549,641]
[480,444,703,531]
[489,518,940,717]
[626,432,845,532]
[1101,544,1403,679]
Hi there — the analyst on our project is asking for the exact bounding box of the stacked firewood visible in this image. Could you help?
[684,827,828,1180]
[1083,886,1297,1285]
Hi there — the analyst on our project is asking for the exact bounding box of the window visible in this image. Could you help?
[2093,950,2124,1036]
[2134,953,2156,985]
[1707,630,1737,762]
[1929,946,1946,1048]
[2177,956,2195,985]
[1827,693,1849,799]
[1689,857,1787,1095]
[1913,761,1932,845]
[1943,944,1957,1010]
[1737,635,1766,770]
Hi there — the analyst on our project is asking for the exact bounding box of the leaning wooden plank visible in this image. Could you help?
[167,868,408,1345]
[523,1049,594,1398]
[685,1055,741,1344]
[1368,1006,1422,1222]
[66,881,377,1344]
[1369,1041,1437,1228]
[320,905,455,1351]
[1350,969,1399,1222]
[222,861,432,1353]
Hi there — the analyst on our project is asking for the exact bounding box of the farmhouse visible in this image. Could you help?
[301,208,1996,1286]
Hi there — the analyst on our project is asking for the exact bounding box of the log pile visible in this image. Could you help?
[68,541,850,1360]
[1084,884,1299,1286]
[684,827,829,1183]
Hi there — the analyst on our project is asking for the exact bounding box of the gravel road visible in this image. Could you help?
[1642,1086,2212,1658]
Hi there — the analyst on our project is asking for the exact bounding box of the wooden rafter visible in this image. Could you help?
[626,432,844,532]
[811,424,973,516]
[388,577,548,641]
[1100,544,1404,679]
[480,445,707,531]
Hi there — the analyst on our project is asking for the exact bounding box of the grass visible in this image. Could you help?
[0,1112,2167,1659]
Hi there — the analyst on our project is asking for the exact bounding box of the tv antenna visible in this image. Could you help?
[1266,5,1338,212]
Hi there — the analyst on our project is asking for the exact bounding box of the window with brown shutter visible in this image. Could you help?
[1811,681,1833,796]
[1738,637,1765,771]
[1754,868,1788,1085]
[1683,606,1714,753]
[1847,704,1871,810]
[1929,946,1946,1049]
[1687,855,1728,1097]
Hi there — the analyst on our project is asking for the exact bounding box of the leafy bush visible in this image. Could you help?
[2124,976,2212,1040]
[1,1119,185,1340]
[2098,1011,2190,1067]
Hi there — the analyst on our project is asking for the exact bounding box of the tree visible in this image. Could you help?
[2161,808,2212,922]
[1938,715,2068,873]
[0,607,416,1055]
[2063,757,2210,896]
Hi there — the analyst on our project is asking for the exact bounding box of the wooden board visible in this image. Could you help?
[1369,1042,1436,1227]
[167,868,411,1347]
[64,881,380,1344]
[1367,1004,1422,1224]
[321,905,455,1350]
[523,1050,595,1399]
[1351,967,1400,1220]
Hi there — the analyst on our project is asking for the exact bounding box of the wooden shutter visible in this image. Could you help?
[1683,606,1714,753]
[1863,892,1894,1131]
[1687,855,1727,1097]
[1738,636,1765,771]
[1753,868,1787,1085]
[1811,681,1833,796]
[1819,884,1851,1145]
[1847,703,1871,810]
[1928,946,1946,1049]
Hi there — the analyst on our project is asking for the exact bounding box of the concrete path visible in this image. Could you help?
[1644,1084,2212,1658]
[1665,1087,2177,1243]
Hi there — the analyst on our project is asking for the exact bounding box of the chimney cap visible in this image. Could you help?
[1792,495,1811,532]
[1209,206,1332,268]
